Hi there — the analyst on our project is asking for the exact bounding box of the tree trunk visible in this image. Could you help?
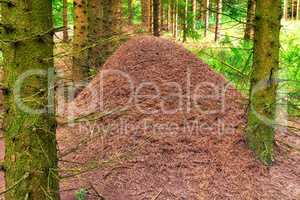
[160,0,164,29]
[297,0,300,20]
[153,0,160,36]
[73,0,89,82]
[174,0,179,38]
[101,0,122,65]
[284,0,288,20]
[128,0,133,25]
[170,0,174,33]
[214,0,222,41]
[87,0,121,69]
[192,0,197,30]
[63,0,69,42]
[246,0,281,165]
[244,0,256,40]
[292,0,295,19]
[149,0,153,32]
[204,0,210,37]
[1,0,60,199]
[141,0,147,24]
[183,0,188,42]
[87,0,101,69]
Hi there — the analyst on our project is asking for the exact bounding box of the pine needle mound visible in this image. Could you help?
[57,36,299,200]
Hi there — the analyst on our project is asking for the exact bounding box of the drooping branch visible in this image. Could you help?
[0,0,15,7]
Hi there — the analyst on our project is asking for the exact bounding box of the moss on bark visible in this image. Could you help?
[246,0,281,165]
[1,0,60,199]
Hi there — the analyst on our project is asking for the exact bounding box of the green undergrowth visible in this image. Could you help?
[180,21,300,117]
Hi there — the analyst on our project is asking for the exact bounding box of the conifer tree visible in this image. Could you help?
[246,0,282,165]
[1,0,60,199]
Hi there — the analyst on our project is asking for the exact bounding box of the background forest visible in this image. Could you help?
[51,0,300,116]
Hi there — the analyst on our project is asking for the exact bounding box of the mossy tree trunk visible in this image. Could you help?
[214,0,222,42]
[73,0,89,82]
[153,0,160,36]
[244,0,256,40]
[1,0,60,199]
[87,0,101,69]
[246,0,281,165]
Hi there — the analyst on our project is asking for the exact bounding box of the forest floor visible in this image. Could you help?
[0,36,299,200]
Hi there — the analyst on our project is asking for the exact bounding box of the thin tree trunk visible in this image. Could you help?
[204,0,210,37]
[170,0,174,33]
[146,0,153,32]
[214,0,222,41]
[246,0,281,165]
[183,0,188,42]
[244,0,256,40]
[142,0,146,24]
[128,0,133,25]
[167,2,171,30]
[1,0,60,199]
[174,0,179,38]
[63,0,69,42]
[292,0,295,19]
[192,0,197,30]
[73,0,89,82]
[160,0,164,29]
[297,0,300,20]
[284,0,288,20]
[153,0,160,36]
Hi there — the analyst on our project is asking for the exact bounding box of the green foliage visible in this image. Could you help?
[122,0,142,24]
[75,188,87,200]
[280,23,300,116]
[52,0,73,27]
[197,37,253,93]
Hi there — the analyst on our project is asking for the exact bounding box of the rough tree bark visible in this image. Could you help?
[214,0,222,41]
[87,0,121,69]
[246,0,281,165]
[244,0,256,40]
[63,0,69,42]
[87,0,101,69]
[153,0,160,36]
[101,0,122,63]
[1,0,60,199]
[73,0,89,82]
